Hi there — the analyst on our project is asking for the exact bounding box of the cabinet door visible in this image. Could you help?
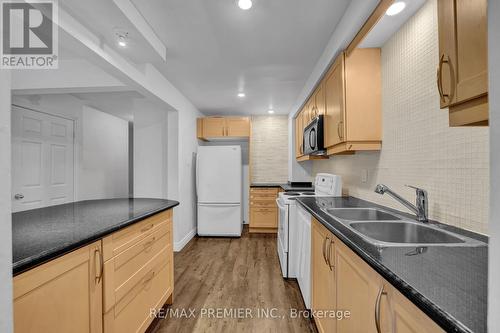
[295,111,304,157]
[335,239,383,333]
[386,284,444,333]
[437,0,488,107]
[14,241,103,333]
[311,219,336,333]
[250,207,277,228]
[202,117,226,137]
[226,117,250,137]
[315,82,325,117]
[324,54,345,148]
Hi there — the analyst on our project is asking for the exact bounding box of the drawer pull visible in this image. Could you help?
[143,271,155,284]
[141,223,154,233]
[143,237,156,250]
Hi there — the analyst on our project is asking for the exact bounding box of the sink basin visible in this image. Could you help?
[350,221,465,245]
[324,208,401,221]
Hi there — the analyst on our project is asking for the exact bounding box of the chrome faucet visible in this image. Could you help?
[374,184,428,223]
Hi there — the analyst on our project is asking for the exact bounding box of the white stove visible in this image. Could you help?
[276,173,342,308]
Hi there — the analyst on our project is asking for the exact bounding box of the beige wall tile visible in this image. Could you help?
[312,0,489,234]
[251,116,288,183]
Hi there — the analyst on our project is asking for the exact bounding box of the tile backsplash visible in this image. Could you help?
[251,116,288,183]
[312,0,489,234]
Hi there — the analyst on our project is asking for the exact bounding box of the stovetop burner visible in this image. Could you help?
[283,192,301,196]
[300,192,315,196]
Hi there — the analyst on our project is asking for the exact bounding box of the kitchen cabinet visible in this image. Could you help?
[311,218,336,333]
[437,0,488,126]
[311,218,444,333]
[294,48,381,160]
[324,48,382,155]
[14,241,103,333]
[197,116,250,140]
[103,209,174,333]
[13,208,175,333]
[249,187,279,233]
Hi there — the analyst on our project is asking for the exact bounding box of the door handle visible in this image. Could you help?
[14,194,24,200]
[327,239,334,271]
[437,53,450,104]
[94,248,103,284]
[337,121,343,140]
[375,285,388,333]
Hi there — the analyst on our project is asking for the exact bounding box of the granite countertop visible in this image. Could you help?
[12,198,179,275]
[296,196,487,333]
[251,183,315,192]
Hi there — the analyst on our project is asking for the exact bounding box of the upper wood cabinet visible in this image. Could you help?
[197,116,250,140]
[437,0,488,126]
[294,48,381,160]
[324,48,382,155]
[14,241,103,333]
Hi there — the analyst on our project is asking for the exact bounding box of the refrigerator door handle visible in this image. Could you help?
[195,152,199,196]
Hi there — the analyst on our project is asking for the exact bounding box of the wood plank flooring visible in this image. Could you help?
[152,226,316,333]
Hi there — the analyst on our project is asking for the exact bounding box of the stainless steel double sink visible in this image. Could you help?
[322,208,486,247]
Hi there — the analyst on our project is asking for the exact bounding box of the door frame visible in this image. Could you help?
[11,104,77,207]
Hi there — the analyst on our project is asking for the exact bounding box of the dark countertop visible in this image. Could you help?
[251,183,315,192]
[12,198,179,276]
[296,196,487,333]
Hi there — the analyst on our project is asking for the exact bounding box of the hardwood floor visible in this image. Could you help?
[152,226,316,333]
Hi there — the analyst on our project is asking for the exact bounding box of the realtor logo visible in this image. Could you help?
[1,0,58,69]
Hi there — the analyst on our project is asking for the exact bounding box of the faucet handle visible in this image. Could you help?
[405,184,426,193]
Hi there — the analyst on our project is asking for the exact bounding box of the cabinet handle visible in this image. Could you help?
[374,285,387,333]
[141,223,154,233]
[327,239,334,271]
[337,121,343,140]
[437,53,450,103]
[322,237,328,264]
[143,236,156,250]
[94,248,103,284]
[143,270,155,285]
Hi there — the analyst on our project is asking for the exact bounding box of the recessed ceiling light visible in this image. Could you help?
[268,109,275,114]
[115,31,129,48]
[237,92,246,98]
[238,0,252,10]
[386,1,406,16]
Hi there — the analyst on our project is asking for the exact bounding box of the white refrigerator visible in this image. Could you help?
[196,146,242,236]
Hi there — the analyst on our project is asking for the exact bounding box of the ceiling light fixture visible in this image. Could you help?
[238,0,252,10]
[115,30,129,48]
[267,109,275,114]
[386,1,406,16]
[237,92,246,98]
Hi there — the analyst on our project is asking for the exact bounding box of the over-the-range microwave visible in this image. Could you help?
[303,115,325,155]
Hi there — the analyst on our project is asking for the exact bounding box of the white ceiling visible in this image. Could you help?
[62,0,351,115]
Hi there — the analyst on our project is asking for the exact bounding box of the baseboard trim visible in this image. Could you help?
[174,228,196,252]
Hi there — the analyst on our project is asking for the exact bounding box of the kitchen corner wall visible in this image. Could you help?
[251,116,289,183]
[312,0,490,234]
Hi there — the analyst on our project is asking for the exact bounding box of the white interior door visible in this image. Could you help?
[11,106,75,212]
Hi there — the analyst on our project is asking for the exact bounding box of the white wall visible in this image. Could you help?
[0,72,13,333]
[79,106,129,200]
[488,0,500,329]
[133,101,169,198]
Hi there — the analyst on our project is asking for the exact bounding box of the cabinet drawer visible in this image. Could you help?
[250,199,277,208]
[103,210,172,261]
[103,222,171,310]
[104,249,172,333]
[250,208,277,228]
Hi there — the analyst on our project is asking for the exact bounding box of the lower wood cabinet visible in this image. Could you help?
[14,241,103,333]
[13,209,175,333]
[311,218,444,333]
[249,187,279,233]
